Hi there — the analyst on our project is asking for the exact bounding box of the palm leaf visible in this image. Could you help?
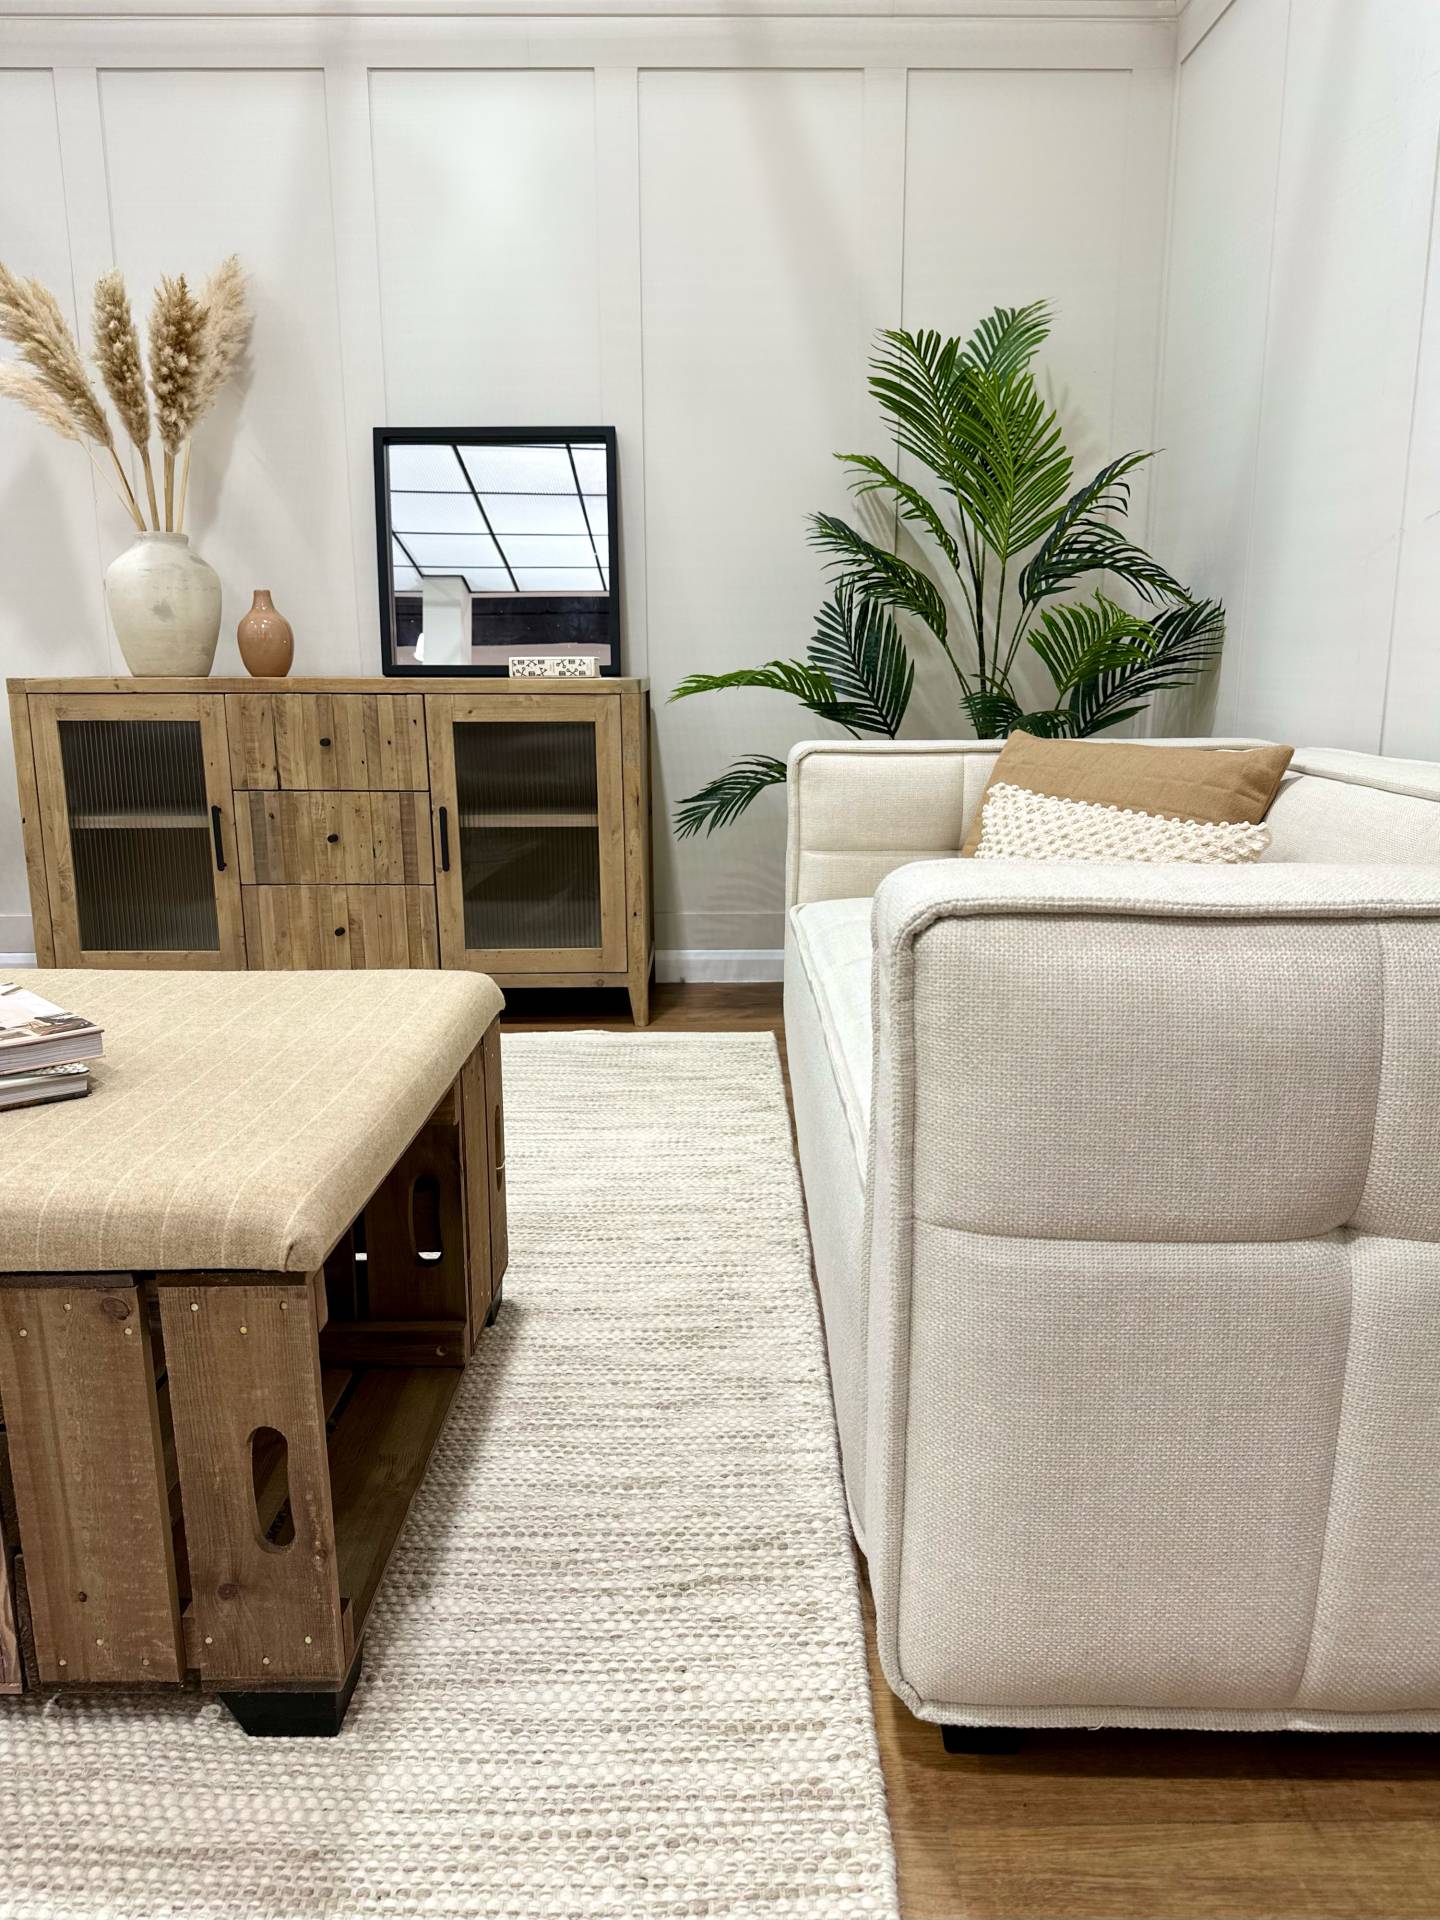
[806,583,914,738]
[1018,451,1187,607]
[959,300,1052,381]
[671,659,839,712]
[1072,596,1225,736]
[960,689,1024,738]
[1027,593,1156,699]
[867,328,971,494]
[835,451,962,576]
[673,755,788,839]
[809,511,949,644]
[946,363,1073,562]
[1010,707,1076,739]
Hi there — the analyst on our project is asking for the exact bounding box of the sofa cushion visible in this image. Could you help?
[974,783,1271,864]
[787,897,874,1164]
[958,733,1293,856]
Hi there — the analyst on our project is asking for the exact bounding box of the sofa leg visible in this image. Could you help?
[941,1723,1025,1755]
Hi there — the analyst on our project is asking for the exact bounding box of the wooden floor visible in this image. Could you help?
[500,983,1440,1920]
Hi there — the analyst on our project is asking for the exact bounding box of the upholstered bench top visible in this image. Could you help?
[0,969,503,1276]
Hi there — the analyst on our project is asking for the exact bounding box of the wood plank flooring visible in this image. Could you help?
[500,982,1440,1920]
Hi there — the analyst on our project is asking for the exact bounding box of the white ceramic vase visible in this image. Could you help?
[104,532,222,677]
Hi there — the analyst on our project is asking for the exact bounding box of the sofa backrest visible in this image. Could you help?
[1267,751,1440,864]
[785,738,1440,907]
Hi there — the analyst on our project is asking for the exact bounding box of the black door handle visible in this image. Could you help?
[438,805,451,873]
[210,805,227,873]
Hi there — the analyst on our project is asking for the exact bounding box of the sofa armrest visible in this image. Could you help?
[867,852,1440,1253]
[861,856,1440,1720]
[784,740,999,909]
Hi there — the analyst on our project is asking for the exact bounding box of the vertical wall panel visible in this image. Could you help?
[371,71,601,424]
[1238,1,1440,750]
[901,68,1153,726]
[100,70,357,676]
[1150,0,1289,735]
[1381,142,1440,760]
[639,69,867,955]
[0,70,110,945]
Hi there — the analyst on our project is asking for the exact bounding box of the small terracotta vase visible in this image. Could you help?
[237,589,294,677]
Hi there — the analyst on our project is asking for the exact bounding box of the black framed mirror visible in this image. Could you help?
[374,426,620,676]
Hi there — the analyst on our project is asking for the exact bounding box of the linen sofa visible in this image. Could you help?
[784,738,1440,1737]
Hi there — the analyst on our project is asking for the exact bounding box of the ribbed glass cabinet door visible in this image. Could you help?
[429,696,626,973]
[31,694,244,968]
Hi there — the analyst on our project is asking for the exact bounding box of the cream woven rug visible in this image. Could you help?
[0,1030,897,1920]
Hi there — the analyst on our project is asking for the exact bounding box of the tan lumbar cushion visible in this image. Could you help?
[974,783,1271,864]
[959,733,1294,857]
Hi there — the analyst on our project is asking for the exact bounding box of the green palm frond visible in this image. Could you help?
[867,329,971,493]
[809,512,950,645]
[960,689,1023,738]
[806,583,914,738]
[670,660,839,711]
[947,364,1073,562]
[959,300,1052,381]
[1010,708,1077,739]
[673,755,789,838]
[1027,593,1156,699]
[836,452,962,576]
[1018,451,1186,607]
[1071,596,1225,736]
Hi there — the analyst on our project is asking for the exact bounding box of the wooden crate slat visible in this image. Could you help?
[0,1284,183,1684]
[159,1279,349,1688]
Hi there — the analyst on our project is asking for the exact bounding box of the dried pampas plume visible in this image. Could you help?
[149,273,207,528]
[93,269,159,529]
[177,255,251,532]
[194,255,250,421]
[0,261,113,449]
[0,364,82,442]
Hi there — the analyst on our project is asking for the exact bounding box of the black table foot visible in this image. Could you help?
[484,1283,504,1329]
[941,1723,1025,1755]
[221,1645,362,1737]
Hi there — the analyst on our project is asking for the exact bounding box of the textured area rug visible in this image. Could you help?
[0,1031,896,1920]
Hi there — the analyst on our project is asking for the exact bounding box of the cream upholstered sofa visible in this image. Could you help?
[784,738,1440,1739]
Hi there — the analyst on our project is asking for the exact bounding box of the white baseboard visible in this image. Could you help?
[656,948,784,984]
[0,945,783,983]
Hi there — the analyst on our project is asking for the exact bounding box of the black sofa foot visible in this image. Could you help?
[941,1723,1025,1755]
[221,1645,363,1737]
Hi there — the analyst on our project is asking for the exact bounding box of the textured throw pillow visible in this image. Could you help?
[959,733,1294,857]
[974,783,1271,864]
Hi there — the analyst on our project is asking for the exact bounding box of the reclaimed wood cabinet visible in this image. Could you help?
[9,676,653,1022]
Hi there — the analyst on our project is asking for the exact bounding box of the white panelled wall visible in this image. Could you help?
[8,3,1430,973]
[1154,0,1440,756]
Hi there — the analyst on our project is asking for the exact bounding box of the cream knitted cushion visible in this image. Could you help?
[974,782,1271,864]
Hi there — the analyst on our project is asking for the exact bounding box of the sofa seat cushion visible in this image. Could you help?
[0,968,502,1275]
[788,897,874,1165]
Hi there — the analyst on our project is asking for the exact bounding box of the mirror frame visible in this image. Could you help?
[373,424,621,677]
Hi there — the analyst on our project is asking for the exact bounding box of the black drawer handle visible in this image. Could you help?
[210,805,226,872]
[318,735,332,748]
[438,805,451,873]
[334,925,346,938]
[326,832,339,844]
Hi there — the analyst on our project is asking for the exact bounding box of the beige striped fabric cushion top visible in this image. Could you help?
[0,969,501,1276]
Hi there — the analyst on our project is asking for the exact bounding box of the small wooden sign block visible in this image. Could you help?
[507,655,599,678]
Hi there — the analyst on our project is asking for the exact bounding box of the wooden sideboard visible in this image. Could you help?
[8,676,653,1023]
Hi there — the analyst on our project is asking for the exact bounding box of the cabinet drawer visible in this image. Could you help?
[242,886,438,969]
[236,792,433,886]
[273,695,427,790]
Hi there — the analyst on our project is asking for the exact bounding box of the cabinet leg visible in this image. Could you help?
[627,968,652,1027]
[222,1643,363,1738]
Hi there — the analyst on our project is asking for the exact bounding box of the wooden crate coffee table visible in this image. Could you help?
[0,968,506,1735]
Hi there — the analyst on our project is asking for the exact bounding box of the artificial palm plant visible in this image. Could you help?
[672,301,1223,836]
